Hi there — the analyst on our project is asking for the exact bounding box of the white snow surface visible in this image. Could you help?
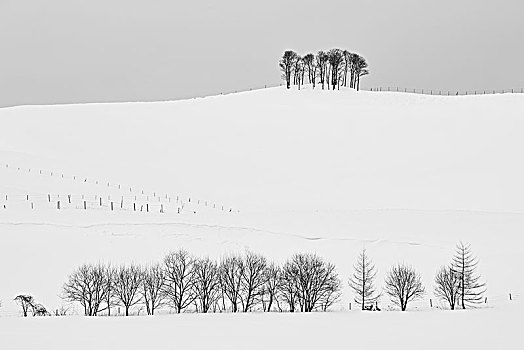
[1,86,523,347]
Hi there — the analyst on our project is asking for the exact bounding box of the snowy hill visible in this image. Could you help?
[1,86,524,321]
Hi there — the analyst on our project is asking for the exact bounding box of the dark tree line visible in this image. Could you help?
[60,242,486,315]
[279,49,369,91]
[62,250,341,316]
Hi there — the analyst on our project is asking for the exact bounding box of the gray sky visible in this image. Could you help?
[1,0,523,107]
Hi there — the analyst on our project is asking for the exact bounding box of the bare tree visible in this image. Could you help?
[349,249,381,310]
[193,256,220,313]
[327,49,344,90]
[104,264,117,316]
[219,254,244,312]
[14,295,34,317]
[262,262,281,312]
[240,251,267,312]
[141,263,165,315]
[452,242,486,309]
[353,55,368,91]
[316,51,328,90]
[280,50,297,89]
[293,56,305,90]
[62,263,110,316]
[384,263,425,311]
[303,53,316,88]
[163,249,197,313]
[434,266,461,310]
[342,50,351,87]
[279,260,299,312]
[114,264,143,316]
[283,253,341,312]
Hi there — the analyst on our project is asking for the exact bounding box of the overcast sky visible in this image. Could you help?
[1,0,523,107]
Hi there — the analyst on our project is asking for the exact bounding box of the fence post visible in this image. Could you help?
[509,293,512,301]
[48,194,51,202]
[57,201,60,210]
[146,204,149,212]
[133,203,136,211]
[349,302,351,310]
[429,299,432,308]
[84,201,87,210]
[100,197,102,206]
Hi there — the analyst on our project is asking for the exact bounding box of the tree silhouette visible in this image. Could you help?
[452,242,486,309]
[385,263,425,311]
[434,266,461,310]
[327,49,344,90]
[303,53,316,88]
[279,50,298,89]
[349,249,381,310]
[316,51,329,90]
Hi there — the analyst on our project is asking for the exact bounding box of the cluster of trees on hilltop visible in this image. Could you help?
[279,49,369,91]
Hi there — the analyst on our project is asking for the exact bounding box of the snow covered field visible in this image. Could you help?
[1,303,521,350]
[1,86,523,347]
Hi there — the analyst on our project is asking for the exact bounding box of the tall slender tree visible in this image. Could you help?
[452,242,486,309]
[342,50,351,87]
[293,56,304,90]
[348,249,381,310]
[327,49,344,90]
[303,53,316,87]
[316,51,328,90]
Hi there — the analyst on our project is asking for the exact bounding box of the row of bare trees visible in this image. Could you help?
[62,250,342,316]
[348,242,486,311]
[61,241,485,315]
[279,49,369,91]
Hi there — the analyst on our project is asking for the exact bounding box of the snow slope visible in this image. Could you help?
[1,86,524,347]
